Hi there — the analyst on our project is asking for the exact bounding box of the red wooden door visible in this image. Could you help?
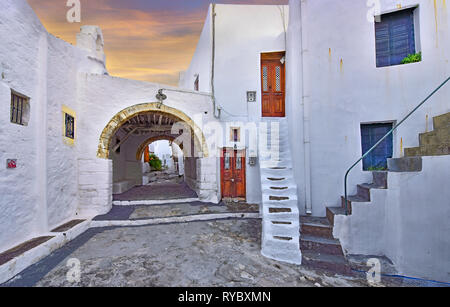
[261,52,286,117]
[221,149,246,200]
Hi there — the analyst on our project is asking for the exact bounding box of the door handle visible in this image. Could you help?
[231,179,235,182]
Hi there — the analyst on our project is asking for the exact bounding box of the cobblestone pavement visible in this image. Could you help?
[93,202,260,221]
[3,219,380,287]
[113,182,198,201]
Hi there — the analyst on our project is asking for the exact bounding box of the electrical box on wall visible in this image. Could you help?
[248,156,257,166]
[247,91,256,102]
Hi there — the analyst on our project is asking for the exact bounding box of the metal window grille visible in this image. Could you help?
[262,66,268,91]
[65,113,75,139]
[10,92,26,125]
[275,66,281,91]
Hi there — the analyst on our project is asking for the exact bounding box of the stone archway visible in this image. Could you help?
[136,135,184,161]
[97,102,209,160]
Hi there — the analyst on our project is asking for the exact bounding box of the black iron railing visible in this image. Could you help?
[344,76,450,215]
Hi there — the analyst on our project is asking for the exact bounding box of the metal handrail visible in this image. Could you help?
[344,76,450,215]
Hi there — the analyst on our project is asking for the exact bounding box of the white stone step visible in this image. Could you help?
[260,167,293,177]
[261,174,294,183]
[263,193,298,203]
[260,159,293,169]
[261,237,302,265]
[263,220,300,237]
[263,206,299,219]
[259,119,301,266]
[262,186,297,197]
[258,149,291,159]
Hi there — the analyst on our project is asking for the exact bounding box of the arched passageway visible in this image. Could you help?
[96,103,215,203]
[139,139,185,184]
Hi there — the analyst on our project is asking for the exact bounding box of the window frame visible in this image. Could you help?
[374,7,420,68]
[62,105,76,146]
[65,113,75,139]
[10,91,30,126]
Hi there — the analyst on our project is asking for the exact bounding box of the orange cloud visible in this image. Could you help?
[26,0,286,85]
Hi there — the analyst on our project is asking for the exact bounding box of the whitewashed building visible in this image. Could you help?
[181,0,450,281]
[0,0,449,283]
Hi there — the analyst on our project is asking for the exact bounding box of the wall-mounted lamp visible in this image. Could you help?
[156,89,167,109]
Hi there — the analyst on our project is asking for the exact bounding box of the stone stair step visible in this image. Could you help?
[388,157,423,172]
[419,129,450,146]
[263,206,299,218]
[301,251,354,276]
[326,207,346,225]
[433,112,450,130]
[341,195,369,215]
[261,178,295,187]
[300,235,344,256]
[300,217,334,239]
[263,220,300,237]
[262,187,297,197]
[263,193,298,202]
[262,182,296,190]
[372,171,388,189]
[404,146,421,157]
[300,215,330,226]
[262,236,302,265]
[405,143,450,157]
[260,160,293,169]
[260,168,293,178]
[356,184,372,201]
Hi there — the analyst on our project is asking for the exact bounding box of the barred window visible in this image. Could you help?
[65,113,75,139]
[10,91,29,126]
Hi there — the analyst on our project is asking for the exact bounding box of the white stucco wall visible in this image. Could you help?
[0,0,44,252]
[334,156,450,282]
[179,6,212,92]
[0,0,97,251]
[287,0,450,216]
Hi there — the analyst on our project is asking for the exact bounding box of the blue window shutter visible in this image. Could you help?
[375,8,416,67]
[375,22,391,67]
[361,124,393,170]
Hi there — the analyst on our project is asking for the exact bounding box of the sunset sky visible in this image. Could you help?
[27,0,288,85]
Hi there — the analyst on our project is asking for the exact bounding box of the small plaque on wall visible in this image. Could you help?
[247,91,256,102]
[7,159,17,169]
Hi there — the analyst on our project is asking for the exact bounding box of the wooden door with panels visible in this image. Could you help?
[261,52,286,117]
[221,148,246,200]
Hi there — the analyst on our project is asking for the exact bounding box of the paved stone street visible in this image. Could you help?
[5,219,375,287]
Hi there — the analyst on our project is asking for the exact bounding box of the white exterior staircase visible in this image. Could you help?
[259,118,302,265]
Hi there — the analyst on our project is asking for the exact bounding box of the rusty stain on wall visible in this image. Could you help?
[400,137,404,157]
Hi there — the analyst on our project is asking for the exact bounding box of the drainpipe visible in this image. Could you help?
[294,0,312,215]
[211,4,221,119]
[36,33,49,233]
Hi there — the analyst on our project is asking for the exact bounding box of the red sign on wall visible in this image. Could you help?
[7,159,17,169]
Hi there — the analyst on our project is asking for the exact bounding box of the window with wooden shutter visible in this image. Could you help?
[361,123,393,170]
[375,8,417,67]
